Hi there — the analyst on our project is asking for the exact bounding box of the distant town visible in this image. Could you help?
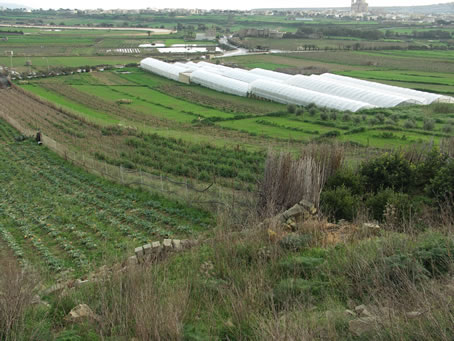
[1,2,454,23]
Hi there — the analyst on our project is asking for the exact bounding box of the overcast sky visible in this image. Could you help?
[14,0,450,10]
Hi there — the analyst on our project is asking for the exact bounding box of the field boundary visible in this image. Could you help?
[0,109,251,209]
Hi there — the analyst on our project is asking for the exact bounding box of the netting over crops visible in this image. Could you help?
[140,58,453,111]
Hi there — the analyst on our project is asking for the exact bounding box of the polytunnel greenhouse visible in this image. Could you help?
[222,68,281,84]
[190,69,250,97]
[319,73,443,105]
[140,58,453,111]
[285,75,420,108]
[250,79,374,112]
[140,58,188,82]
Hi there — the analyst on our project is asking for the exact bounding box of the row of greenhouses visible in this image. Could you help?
[140,58,453,112]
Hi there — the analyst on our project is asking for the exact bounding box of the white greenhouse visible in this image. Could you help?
[190,69,250,97]
[222,68,281,84]
[319,73,442,105]
[140,58,188,82]
[249,68,293,82]
[250,79,375,112]
[285,75,420,107]
[139,58,453,111]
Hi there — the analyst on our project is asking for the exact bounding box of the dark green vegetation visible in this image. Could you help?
[0,119,212,275]
[322,147,454,223]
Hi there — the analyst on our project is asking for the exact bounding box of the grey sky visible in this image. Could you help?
[16,0,449,10]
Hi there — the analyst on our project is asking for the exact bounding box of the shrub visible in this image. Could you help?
[287,104,296,113]
[404,119,416,129]
[324,167,364,195]
[353,116,361,124]
[296,108,304,116]
[360,152,413,193]
[330,112,337,121]
[320,112,328,120]
[415,232,454,276]
[423,119,435,131]
[321,185,358,221]
[391,114,400,123]
[309,108,317,116]
[365,188,396,221]
[442,124,453,134]
[427,160,454,201]
[342,113,351,121]
[279,233,313,251]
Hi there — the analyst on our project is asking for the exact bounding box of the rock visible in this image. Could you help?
[31,295,50,308]
[142,243,152,255]
[151,241,162,253]
[349,317,377,337]
[359,308,374,318]
[126,255,138,266]
[362,222,380,230]
[406,311,423,319]
[75,279,89,288]
[355,304,367,314]
[65,304,98,323]
[344,309,356,317]
[134,246,144,258]
[172,239,182,250]
[163,239,172,250]
[283,204,305,220]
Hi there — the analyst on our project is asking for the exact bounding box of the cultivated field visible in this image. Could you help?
[0,118,211,276]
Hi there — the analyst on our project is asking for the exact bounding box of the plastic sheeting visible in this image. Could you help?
[140,58,187,82]
[249,68,293,82]
[222,68,281,84]
[190,69,249,97]
[285,75,420,107]
[250,79,375,112]
[319,73,441,105]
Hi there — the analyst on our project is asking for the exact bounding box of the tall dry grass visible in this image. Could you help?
[258,143,344,216]
[0,256,39,341]
[95,266,189,341]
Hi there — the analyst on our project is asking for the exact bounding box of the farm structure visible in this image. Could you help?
[140,58,454,112]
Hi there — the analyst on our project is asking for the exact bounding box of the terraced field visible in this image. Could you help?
[0,119,212,276]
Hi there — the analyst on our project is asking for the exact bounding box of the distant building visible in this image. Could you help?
[351,0,369,15]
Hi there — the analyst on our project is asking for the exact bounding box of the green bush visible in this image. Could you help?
[287,104,296,113]
[415,232,454,276]
[324,168,364,195]
[423,119,435,131]
[427,160,454,201]
[321,185,358,221]
[365,188,395,221]
[360,152,413,193]
[279,233,313,251]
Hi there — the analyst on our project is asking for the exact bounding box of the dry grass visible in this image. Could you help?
[95,266,189,341]
[0,256,39,341]
[258,143,344,216]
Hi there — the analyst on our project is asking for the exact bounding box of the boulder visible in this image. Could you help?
[172,239,182,250]
[65,304,98,323]
[163,239,173,250]
[151,241,162,253]
[126,255,138,267]
[142,243,152,255]
[406,311,423,319]
[283,204,305,220]
[134,246,144,258]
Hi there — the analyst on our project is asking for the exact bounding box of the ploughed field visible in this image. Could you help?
[0,119,212,276]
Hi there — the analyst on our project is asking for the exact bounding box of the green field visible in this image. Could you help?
[0,119,212,276]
